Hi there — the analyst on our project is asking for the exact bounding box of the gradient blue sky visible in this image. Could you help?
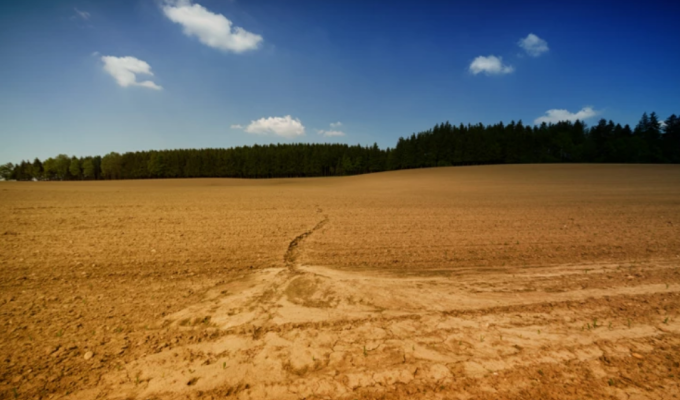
[1,0,679,163]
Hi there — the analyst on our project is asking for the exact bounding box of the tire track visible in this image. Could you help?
[283,207,328,270]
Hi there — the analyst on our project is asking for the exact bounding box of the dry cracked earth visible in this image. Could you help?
[2,164,680,399]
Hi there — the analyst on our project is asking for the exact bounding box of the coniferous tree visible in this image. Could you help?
[14,160,33,181]
[662,114,680,162]
[32,158,43,180]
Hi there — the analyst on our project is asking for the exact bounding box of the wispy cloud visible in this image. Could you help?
[317,130,345,137]
[534,107,598,124]
[101,56,163,90]
[230,124,244,129]
[518,33,549,57]
[162,0,263,53]
[73,7,91,20]
[317,122,346,137]
[469,55,514,75]
[238,115,305,138]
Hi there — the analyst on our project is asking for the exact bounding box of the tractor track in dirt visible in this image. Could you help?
[283,207,328,270]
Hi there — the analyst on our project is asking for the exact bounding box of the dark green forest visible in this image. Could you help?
[2,112,679,181]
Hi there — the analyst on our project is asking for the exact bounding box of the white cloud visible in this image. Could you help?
[534,107,598,124]
[518,33,549,57]
[469,55,514,75]
[244,115,305,138]
[230,124,244,129]
[101,56,163,90]
[74,7,91,20]
[162,0,263,53]
[317,129,345,137]
[317,121,345,137]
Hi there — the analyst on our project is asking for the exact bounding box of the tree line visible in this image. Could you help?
[2,112,678,181]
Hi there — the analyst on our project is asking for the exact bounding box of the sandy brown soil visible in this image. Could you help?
[1,164,680,399]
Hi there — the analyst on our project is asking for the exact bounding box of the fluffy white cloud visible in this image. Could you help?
[74,7,91,20]
[230,124,244,129]
[101,56,162,90]
[534,107,598,124]
[317,130,345,137]
[469,55,514,75]
[518,33,549,57]
[162,0,263,53]
[330,121,343,128]
[244,116,305,138]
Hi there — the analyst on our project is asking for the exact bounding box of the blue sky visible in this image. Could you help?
[1,0,679,163]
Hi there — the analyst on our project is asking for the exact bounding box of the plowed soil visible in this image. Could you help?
[1,164,680,400]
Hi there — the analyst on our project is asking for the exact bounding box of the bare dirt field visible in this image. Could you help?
[2,164,680,400]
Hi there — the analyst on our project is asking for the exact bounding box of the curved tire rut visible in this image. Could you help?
[283,207,328,270]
